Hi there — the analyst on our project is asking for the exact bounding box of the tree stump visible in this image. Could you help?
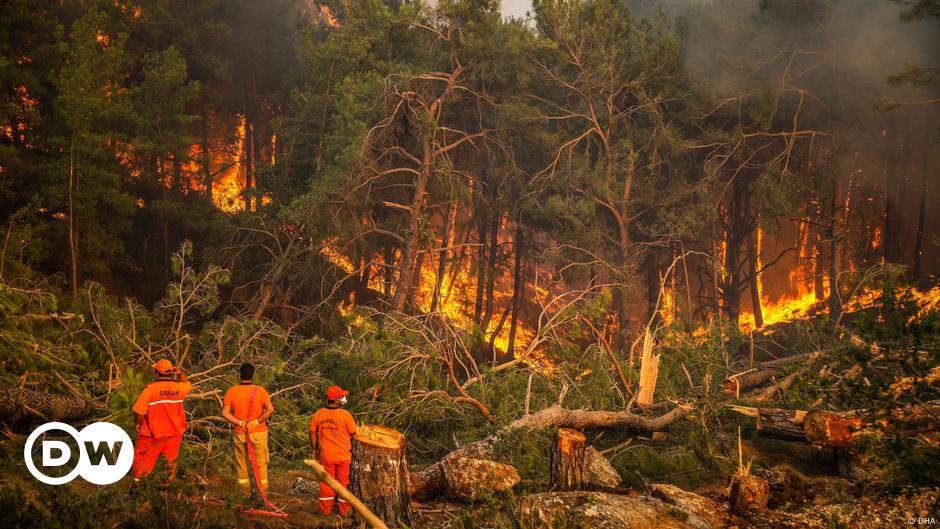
[350,425,411,527]
[550,428,586,491]
[728,473,769,516]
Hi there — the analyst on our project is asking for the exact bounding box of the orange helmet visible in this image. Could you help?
[326,385,348,400]
[153,359,176,375]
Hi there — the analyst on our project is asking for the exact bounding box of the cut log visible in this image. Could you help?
[0,387,104,426]
[723,369,777,396]
[728,406,808,441]
[440,454,519,502]
[650,483,729,529]
[509,403,692,432]
[728,473,769,516]
[803,410,864,448]
[409,462,445,502]
[550,428,585,491]
[583,447,621,489]
[520,491,700,529]
[349,425,411,527]
[745,370,801,401]
[411,453,520,502]
[732,400,940,447]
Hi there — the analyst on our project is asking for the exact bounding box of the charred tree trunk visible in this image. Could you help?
[201,110,212,204]
[913,144,928,280]
[828,175,842,321]
[747,228,764,329]
[473,216,486,325]
[358,256,373,300]
[254,121,263,212]
[391,147,431,313]
[549,428,585,491]
[883,128,904,264]
[406,250,426,306]
[645,250,661,327]
[383,247,394,297]
[430,204,455,313]
[350,425,412,527]
[243,116,253,212]
[721,177,747,325]
[506,223,524,359]
[481,211,500,332]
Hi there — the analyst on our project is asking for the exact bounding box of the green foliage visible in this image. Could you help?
[489,428,554,489]
[0,484,122,529]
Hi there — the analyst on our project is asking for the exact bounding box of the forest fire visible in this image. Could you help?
[2,1,940,526]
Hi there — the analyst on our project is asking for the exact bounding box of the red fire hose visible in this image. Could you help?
[242,387,287,518]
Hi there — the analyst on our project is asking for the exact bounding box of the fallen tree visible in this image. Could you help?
[0,387,104,425]
[508,403,693,431]
[728,406,808,442]
[729,400,940,447]
[410,453,520,502]
[724,369,778,396]
[723,352,820,398]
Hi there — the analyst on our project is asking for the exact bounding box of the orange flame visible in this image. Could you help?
[319,5,339,28]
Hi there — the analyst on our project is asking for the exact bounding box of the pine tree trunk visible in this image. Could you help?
[473,216,486,325]
[244,117,253,212]
[350,425,412,527]
[506,223,524,359]
[645,250,660,326]
[913,144,928,280]
[383,247,394,297]
[391,144,431,312]
[253,119,262,211]
[67,134,78,301]
[481,211,500,332]
[883,124,904,264]
[550,428,586,492]
[747,228,764,328]
[430,204,454,313]
[828,176,842,321]
[202,111,213,204]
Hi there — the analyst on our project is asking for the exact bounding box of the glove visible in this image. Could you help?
[246,419,259,430]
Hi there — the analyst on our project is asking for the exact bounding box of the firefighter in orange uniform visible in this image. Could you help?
[131,359,193,480]
[221,362,275,496]
[310,385,358,515]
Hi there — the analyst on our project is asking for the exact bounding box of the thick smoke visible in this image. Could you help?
[670,0,940,287]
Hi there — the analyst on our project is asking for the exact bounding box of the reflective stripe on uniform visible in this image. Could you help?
[319,496,334,501]
[149,399,185,406]
[337,499,347,503]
